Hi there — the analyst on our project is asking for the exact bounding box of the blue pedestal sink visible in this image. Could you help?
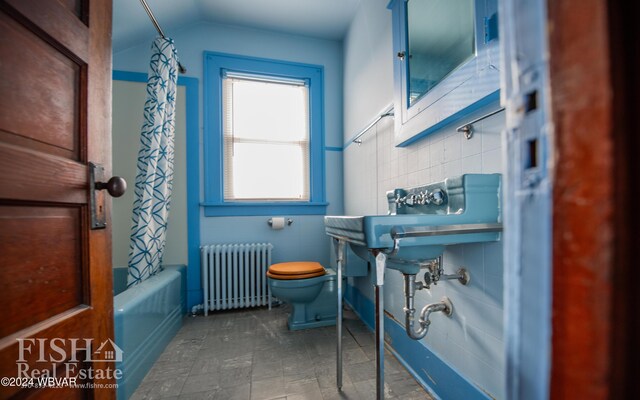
[325,174,502,274]
[324,174,503,399]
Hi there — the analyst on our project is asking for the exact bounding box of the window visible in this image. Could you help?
[223,74,309,201]
[203,52,326,216]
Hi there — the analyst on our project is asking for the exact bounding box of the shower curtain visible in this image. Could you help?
[127,37,179,286]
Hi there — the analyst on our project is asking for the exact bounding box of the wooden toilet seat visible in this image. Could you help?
[267,262,326,280]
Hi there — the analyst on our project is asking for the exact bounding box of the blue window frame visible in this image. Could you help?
[203,52,327,216]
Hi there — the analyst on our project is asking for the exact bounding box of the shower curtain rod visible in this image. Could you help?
[139,0,187,74]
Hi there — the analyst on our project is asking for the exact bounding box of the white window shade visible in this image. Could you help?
[223,75,310,201]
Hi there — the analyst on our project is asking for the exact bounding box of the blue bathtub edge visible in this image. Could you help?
[113,265,186,399]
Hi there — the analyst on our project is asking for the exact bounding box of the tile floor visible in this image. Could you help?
[131,305,432,399]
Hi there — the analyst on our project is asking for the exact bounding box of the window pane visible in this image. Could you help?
[231,142,307,200]
[232,79,308,142]
[222,75,310,201]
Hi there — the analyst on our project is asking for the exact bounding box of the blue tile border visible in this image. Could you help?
[325,146,343,152]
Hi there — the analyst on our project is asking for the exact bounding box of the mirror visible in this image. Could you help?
[390,0,500,146]
[407,0,475,106]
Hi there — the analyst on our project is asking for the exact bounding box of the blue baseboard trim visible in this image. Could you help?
[344,284,490,400]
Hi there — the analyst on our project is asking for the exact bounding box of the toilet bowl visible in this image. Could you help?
[267,262,343,331]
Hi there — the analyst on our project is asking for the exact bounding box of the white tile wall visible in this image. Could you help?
[344,106,506,399]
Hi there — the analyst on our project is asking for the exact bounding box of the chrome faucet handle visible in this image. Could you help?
[431,189,445,205]
[417,191,429,205]
[426,189,445,205]
[395,189,445,207]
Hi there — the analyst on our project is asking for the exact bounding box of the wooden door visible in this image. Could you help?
[0,0,114,399]
[548,0,639,398]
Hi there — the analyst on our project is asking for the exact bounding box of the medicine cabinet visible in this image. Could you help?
[389,0,500,146]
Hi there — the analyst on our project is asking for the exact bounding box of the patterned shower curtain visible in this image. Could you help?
[127,38,179,286]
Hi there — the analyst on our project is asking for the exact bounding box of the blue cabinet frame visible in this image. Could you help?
[389,0,501,147]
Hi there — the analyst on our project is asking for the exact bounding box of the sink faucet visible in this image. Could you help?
[394,193,407,207]
[395,188,446,208]
[425,188,445,205]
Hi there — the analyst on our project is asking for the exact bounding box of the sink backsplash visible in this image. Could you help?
[386,175,469,216]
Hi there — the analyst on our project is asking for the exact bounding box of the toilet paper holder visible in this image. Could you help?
[268,218,293,227]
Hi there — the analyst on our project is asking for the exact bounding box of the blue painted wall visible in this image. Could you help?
[114,22,344,309]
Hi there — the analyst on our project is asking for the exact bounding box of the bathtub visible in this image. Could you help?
[113,265,186,399]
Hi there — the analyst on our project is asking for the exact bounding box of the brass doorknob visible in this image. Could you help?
[95,176,127,197]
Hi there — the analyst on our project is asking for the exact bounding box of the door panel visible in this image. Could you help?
[0,206,84,337]
[0,0,114,398]
[0,144,87,204]
[4,0,90,60]
[0,10,83,158]
[56,0,87,24]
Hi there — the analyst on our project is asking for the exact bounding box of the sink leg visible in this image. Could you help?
[375,284,384,399]
[374,252,386,400]
[335,239,345,390]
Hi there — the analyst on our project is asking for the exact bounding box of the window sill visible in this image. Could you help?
[201,202,329,217]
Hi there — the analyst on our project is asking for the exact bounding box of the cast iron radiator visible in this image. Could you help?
[200,243,273,315]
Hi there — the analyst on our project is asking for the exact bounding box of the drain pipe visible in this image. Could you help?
[402,274,453,340]
[403,274,427,340]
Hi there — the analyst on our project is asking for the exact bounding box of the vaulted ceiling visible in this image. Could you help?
[113,0,362,52]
